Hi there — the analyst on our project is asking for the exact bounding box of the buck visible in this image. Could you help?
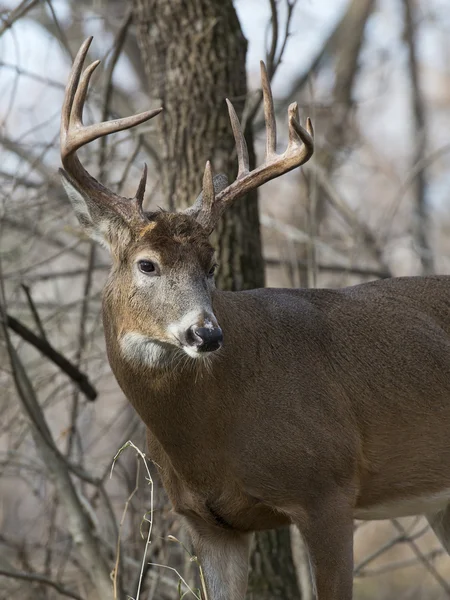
[60,37,450,600]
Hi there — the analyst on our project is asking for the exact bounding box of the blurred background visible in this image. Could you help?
[1,0,450,598]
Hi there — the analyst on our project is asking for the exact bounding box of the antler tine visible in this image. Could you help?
[72,59,101,127]
[134,164,148,210]
[287,103,314,165]
[202,161,215,210]
[260,61,277,158]
[226,99,249,178]
[61,39,162,160]
[60,37,163,225]
[61,37,93,147]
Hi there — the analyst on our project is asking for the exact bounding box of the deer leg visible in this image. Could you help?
[185,516,252,600]
[290,498,354,600]
[427,505,450,554]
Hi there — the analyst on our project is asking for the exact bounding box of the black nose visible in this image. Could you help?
[189,326,223,352]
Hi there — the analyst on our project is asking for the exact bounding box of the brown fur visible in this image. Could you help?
[98,211,450,599]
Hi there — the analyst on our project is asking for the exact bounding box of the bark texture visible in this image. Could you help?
[247,528,302,600]
[132,0,264,290]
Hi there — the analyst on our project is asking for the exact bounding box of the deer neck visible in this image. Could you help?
[102,290,244,474]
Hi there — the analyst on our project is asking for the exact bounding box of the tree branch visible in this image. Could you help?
[265,257,390,280]
[0,567,85,600]
[0,306,113,599]
[2,310,97,401]
[402,0,433,274]
[0,0,40,38]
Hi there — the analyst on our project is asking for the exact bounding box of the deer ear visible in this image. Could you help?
[60,169,131,251]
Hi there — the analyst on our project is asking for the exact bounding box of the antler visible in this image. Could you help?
[60,37,162,223]
[185,61,314,232]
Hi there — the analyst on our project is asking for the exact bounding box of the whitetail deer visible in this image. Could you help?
[60,37,450,600]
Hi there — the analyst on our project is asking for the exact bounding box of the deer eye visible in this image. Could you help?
[208,264,217,277]
[138,260,158,275]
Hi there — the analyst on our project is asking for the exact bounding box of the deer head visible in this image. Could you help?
[60,37,314,364]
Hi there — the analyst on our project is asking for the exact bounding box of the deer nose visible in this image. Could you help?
[188,325,223,352]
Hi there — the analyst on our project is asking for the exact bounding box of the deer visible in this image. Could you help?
[60,36,450,600]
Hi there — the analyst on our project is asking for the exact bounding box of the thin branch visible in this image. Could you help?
[111,441,155,600]
[44,0,73,61]
[356,549,445,577]
[243,0,298,130]
[21,283,48,341]
[266,0,279,80]
[354,521,427,575]
[16,264,110,282]
[391,520,450,595]
[2,310,97,401]
[0,216,87,261]
[308,162,392,277]
[0,568,85,600]
[265,257,390,280]
[99,9,133,179]
[112,459,140,600]
[0,296,113,599]
[255,0,374,133]
[402,0,433,274]
[0,61,65,89]
[0,134,54,180]
[0,0,40,38]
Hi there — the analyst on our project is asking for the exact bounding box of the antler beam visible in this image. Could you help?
[187,61,314,232]
[60,37,162,222]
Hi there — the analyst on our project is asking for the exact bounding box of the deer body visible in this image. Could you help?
[103,274,450,598]
[60,38,450,599]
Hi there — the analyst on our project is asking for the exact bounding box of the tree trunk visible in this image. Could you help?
[132,0,263,290]
[132,0,301,597]
[247,528,302,600]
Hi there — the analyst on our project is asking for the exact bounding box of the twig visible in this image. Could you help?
[0,217,87,261]
[402,0,433,274]
[10,264,110,282]
[0,291,112,599]
[0,0,40,38]
[273,1,297,76]
[0,568,85,600]
[2,310,97,401]
[308,162,392,277]
[266,0,279,80]
[99,9,133,179]
[260,213,349,263]
[383,142,450,239]
[66,242,97,454]
[118,135,143,195]
[21,284,48,341]
[254,0,374,132]
[243,0,298,131]
[354,521,426,575]
[357,549,445,578]
[391,520,450,595]
[147,563,201,600]
[44,0,73,61]
[112,460,141,600]
[111,441,155,600]
[0,134,54,180]
[265,258,390,280]
[0,60,66,89]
